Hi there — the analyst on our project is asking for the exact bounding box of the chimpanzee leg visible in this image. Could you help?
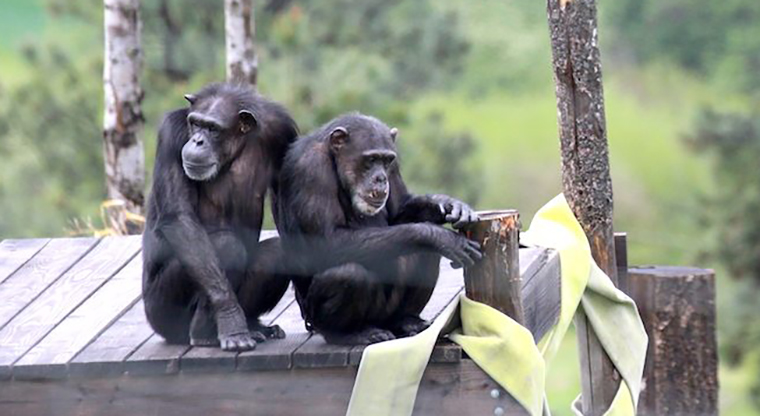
[179,230,249,346]
[236,237,289,341]
[143,229,251,346]
[385,252,441,337]
[142,230,196,344]
[303,263,396,345]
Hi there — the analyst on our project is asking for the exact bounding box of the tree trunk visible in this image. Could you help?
[225,0,258,87]
[546,0,619,414]
[103,0,145,219]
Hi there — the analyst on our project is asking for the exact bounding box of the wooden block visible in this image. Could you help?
[69,300,153,378]
[14,255,143,380]
[519,247,561,341]
[0,238,99,330]
[628,266,718,416]
[0,238,49,285]
[125,334,190,376]
[0,237,139,377]
[461,210,525,324]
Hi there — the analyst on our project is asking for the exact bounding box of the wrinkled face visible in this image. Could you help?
[330,124,398,216]
[180,94,257,181]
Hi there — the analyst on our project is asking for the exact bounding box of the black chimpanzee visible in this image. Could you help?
[277,113,482,345]
[142,83,298,351]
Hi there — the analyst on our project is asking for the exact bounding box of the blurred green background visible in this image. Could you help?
[1,0,759,413]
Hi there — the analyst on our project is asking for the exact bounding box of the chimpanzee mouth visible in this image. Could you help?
[183,162,219,181]
[364,190,388,208]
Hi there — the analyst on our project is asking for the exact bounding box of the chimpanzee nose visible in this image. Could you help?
[373,173,387,185]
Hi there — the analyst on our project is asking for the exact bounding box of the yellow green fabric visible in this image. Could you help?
[346,194,647,416]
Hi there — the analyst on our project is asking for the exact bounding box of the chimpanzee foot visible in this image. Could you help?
[248,321,286,342]
[323,327,396,345]
[216,304,257,352]
[390,316,430,338]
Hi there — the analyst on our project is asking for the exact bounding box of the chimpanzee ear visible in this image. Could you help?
[330,127,349,152]
[183,94,197,105]
[238,110,258,134]
[390,127,399,142]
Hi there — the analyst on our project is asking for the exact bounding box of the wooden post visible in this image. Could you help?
[615,232,628,295]
[224,0,258,87]
[628,266,719,416]
[103,0,146,218]
[546,0,619,413]
[460,210,524,324]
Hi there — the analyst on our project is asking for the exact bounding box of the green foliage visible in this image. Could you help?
[0,0,478,237]
[606,0,760,95]
[686,110,760,366]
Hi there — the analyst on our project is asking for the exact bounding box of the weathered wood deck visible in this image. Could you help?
[0,232,559,416]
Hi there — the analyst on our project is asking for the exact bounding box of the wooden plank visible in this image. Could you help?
[0,238,49,285]
[125,334,190,376]
[520,247,561,341]
[0,238,99,330]
[0,360,526,416]
[14,254,143,379]
[461,210,524,324]
[69,300,153,378]
[628,266,718,416]
[180,284,297,372]
[0,237,139,378]
[238,296,312,371]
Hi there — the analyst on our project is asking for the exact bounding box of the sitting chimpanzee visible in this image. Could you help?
[142,83,298,351]
[277,113,482,344]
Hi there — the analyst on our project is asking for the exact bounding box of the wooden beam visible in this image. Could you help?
[546,0,619,413]
[628,266,718,416]
[0,361,525,416]
[460,210,524,324]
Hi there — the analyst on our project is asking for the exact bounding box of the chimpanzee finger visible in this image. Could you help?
[450,261,463,269]
[446,203,462,223]
[453,207,476,229]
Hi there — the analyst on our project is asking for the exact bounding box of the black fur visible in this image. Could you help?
[277,113,480,345]
[142,83,298,351]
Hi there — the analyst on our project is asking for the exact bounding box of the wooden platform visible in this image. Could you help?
[0,233,559,416]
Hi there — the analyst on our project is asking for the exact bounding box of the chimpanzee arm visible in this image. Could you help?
[150,111,242,315]
[388,168,478,228]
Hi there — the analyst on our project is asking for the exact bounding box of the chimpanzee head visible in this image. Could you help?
[328,114,399,216]
[180,85,258,181]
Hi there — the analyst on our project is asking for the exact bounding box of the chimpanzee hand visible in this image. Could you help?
[427,225,482,269]
[429,195,479,229]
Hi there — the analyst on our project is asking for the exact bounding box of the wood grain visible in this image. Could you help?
[628,266,718,416]
[69,299,153,378]
[461,210,524,324]
[0,238,49,285]
[0,238,99,331]
[0,237,139,378]
[0,360,526,416]
[14,254,143,379]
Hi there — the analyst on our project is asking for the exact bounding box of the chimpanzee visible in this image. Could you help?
[142,83,298,351]
[277,113,482,345]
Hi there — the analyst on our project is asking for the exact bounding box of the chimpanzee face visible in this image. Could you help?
[180,93,257,181]
[330,124,398,216]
